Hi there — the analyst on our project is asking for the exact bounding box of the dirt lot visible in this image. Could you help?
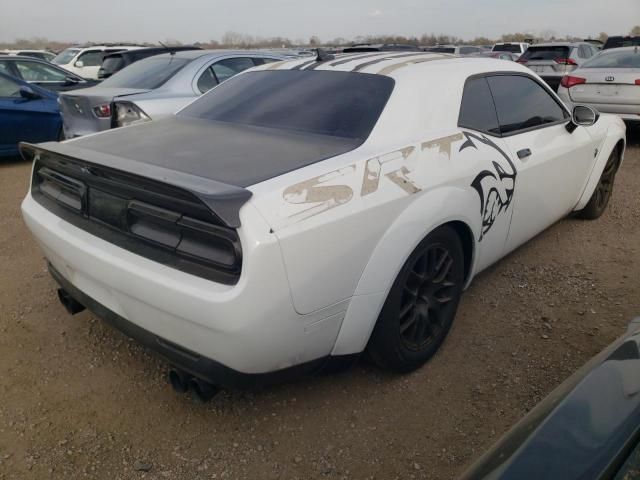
[1,127,639,480]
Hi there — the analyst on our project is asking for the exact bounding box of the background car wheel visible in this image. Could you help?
[367,225,465,373]
[575,148,619,220]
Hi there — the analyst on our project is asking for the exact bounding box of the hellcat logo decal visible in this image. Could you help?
[460,132,517,241]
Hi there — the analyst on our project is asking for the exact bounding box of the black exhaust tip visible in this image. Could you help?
[57,288,86,315]
[188,378,219,403]
[168,368,190,394]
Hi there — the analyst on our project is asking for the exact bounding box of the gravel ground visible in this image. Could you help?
[0,126,639,480]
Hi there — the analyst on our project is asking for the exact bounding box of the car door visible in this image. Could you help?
[0,74,59,155]
[456,76,516,272]
[73,49,104,79]
[485,74,598,252]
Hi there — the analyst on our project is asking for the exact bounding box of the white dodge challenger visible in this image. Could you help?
[20,51,626,399]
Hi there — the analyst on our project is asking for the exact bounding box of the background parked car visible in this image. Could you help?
[342,44,422,53]
[517,42,599,90]
[2,49,56,62]
[472,50,519,61]
[583,39,604,50]
[59,50,285,138]
[557,46,640,123]
[0,72,61,156]
[492,42,529,58]
[461,318,640,480]
[0,55,97,92]
[603,35,640,50]
[52,45,142,79]
[98,45,202,79]
[423,45,485,55]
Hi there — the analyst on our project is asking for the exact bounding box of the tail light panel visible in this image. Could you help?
[560,75,586,88]
[92,104,111,118]
[31,153,242,285]
[555,58,578,66]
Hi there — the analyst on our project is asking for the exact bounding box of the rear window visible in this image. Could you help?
[100,56,190,89]
[519,46,571,61]
[583,49,640,68]
[179,70,395,140]
[52,48,80,65]
[603,36,640,49]
[493,44,522,53]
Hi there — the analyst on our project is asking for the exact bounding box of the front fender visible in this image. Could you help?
[574,117,626,211]
[331,185,480,356]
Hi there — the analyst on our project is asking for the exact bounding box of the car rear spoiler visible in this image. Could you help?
[19,141,252,228]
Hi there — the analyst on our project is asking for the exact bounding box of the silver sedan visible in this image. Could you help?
[557,46,640,123]
[59,50,285,138]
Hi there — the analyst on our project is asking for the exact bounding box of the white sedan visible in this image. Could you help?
[20,52,626,400]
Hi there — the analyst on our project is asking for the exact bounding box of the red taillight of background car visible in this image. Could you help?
[560,75,586,88]
[635,79,640,85]
[516,58,527,63]
[92,104,111,118]
[555,58,578,66]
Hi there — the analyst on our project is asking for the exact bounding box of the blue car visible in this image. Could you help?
[0,71,61,157]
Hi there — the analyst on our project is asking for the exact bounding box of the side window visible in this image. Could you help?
[77,50,103,67]
[0,62,11,75]
[486,75,567,135]
[197,67,218,93]
[211,57,255,84]
[459,47,472,55]
[0,75,21,97]
[458,77,500,135]
[15,61,67,82]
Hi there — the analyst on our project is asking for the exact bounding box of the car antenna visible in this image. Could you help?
[159,41,175,55]
[315,48,335,62]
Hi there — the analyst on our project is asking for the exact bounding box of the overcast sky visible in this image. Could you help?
[1,0,638,43]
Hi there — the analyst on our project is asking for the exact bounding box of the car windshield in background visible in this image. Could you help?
[520,46,570,61]
[99,56,190,89]
[52,48,80,65]
[427,47,455,54]
[493,44,521,53]
[583,49,640,68]
[179,70,395,140]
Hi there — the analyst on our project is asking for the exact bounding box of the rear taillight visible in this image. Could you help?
[555,58,578,66]
[92,104,111,118]
[635,79,640,85]
[516,58,527,63]
[560,75,586,88]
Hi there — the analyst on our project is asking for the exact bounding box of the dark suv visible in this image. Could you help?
[603,36,640,50]
[98,46,201,79]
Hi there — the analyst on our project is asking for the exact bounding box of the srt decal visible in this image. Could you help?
[459,132,517,241]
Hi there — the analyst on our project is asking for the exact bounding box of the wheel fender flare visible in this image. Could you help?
[574,122,626,212]
[331,186,480,356]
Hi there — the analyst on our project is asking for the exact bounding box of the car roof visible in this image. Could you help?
[0,54,49,61]
[254,51,531,79]
[145,49,285,61]
[530,42,584,47]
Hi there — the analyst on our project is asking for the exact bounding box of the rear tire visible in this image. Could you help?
[367,226,465,373]
[575,148,619,220]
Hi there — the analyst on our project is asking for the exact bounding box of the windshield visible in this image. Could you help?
[52,48,80,65]
[493,44,522,53]
[100,56,190,89]
[519,46,571,61]
[583,50,640,68]
[179,70,395,140]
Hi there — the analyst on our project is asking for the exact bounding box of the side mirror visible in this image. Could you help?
[19,86,42,100]
[74,60,84,68]
[566,105,599,133]
[572,105,599,126]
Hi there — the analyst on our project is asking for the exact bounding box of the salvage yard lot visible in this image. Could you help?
[1,126,639,480]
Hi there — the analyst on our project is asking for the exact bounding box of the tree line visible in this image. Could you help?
[2,26,639,51]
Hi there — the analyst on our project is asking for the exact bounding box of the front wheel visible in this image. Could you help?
[575,148,619,220]
[367,226,465,373]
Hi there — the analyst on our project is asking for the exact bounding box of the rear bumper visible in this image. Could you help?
[21,193,348,382]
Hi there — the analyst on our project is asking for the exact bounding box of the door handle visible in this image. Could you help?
[517,148,532,159]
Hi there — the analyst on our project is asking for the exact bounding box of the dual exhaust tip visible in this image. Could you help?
[56,288,219,402]
[168,368,219,402]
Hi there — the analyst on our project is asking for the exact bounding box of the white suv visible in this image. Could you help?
[52,45,142,79]
[491,42,530,58]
